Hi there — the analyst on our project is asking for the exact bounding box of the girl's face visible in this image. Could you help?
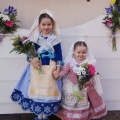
[73,46,87,62]
[39,18,53,35]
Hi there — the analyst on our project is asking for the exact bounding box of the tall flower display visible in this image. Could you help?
[0,6,21,42]
[103,0,120,51]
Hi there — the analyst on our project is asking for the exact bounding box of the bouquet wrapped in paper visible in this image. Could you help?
[76,63,96,90]
[73,62,96,100]
[10,35,44,74]
[10,35,37,57]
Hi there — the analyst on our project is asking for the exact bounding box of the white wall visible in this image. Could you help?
[0,0,110,29]
[61,15,120,110]
[0,15,120,114]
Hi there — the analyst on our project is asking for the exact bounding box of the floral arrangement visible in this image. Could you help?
[102,0,120,51]
[76,62,96,90]
[0,6,21,42]
[10,35,44,74]
[10,35,37,57]
[73,62,96,100]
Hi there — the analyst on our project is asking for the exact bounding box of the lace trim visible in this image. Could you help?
[56,61,62,66]
[61,80,89,110]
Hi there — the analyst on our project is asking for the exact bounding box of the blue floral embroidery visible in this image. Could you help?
[11,89,61,116]
[22,101,29,109]
[51,104,53,106]
[35,105,41,113]
[41,104,44,106]
[12,93,20,100]
[44,106,51,114]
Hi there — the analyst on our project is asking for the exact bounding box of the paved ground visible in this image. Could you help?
[0,111,120,120]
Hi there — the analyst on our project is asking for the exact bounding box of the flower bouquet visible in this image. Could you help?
[76,63,96,90]
[10,35,37,57]
[102,0,120,51]
[10,35,44,74]
[0,6,21,42]
[73,63,96,100]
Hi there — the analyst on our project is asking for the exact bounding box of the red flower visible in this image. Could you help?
[5,20,14,28]
[106,18,113,27]
[88,64,96,76]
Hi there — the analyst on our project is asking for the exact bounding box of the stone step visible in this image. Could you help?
[0,111,120,120]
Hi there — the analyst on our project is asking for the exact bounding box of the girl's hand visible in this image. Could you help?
[83,81,91,88]
[84,78,95,88]
[29,58,41,69]
[52,70,60,79]
[85,81,91,86]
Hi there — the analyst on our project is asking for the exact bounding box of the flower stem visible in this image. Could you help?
[73,91,82,100]
[112,36,117,51]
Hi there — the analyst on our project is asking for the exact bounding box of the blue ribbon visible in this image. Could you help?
[42,49,53,53]
[41,53,54,59]
[41,49,54,59]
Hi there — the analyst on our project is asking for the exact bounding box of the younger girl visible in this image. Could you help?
[53,40,107,120]
[11,9,62,120]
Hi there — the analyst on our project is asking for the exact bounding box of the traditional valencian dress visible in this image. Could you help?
[10,9,63,117]
[57,40,107,120]
[10,32,62,116]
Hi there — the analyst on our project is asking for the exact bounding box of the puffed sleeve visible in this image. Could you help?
[53,43,63,66]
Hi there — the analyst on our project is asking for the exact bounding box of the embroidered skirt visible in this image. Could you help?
[57,80,107,120]
[10,61,62,116]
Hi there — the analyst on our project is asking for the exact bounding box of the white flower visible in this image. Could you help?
[108,14,113,18]
[0,14,10,21]
[78,75,82,79]
[77,67,85,75]
[82,70,86,75]
[0,14,2,18]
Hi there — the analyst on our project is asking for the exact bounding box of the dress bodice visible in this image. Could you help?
[34,33,62,65]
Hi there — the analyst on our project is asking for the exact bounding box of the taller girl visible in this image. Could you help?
[11,9,62,120]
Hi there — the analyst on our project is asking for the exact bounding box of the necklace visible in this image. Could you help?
[40,32,52,39]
